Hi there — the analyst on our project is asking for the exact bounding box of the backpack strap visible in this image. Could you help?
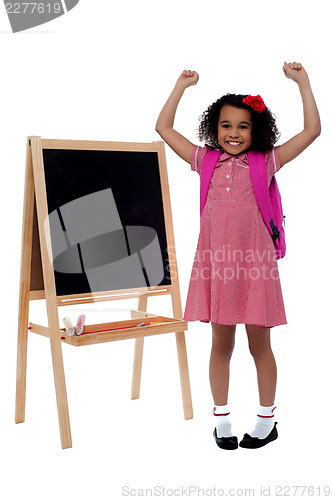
[247,150,281,241]
[200,150,222,217]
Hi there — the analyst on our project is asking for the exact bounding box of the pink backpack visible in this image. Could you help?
[200,149,286,260]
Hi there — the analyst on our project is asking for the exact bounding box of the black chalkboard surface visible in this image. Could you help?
[42,148,171,296]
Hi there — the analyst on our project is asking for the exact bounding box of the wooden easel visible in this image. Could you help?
[15,136,193,449]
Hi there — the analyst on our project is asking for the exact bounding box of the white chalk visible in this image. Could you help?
[75,314,86,335]
[63,317,75,336]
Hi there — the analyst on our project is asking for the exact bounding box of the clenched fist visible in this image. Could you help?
[283,62,308,85]
[176,70,199,90]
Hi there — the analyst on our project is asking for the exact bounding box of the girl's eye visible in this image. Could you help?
[220,124,249,129]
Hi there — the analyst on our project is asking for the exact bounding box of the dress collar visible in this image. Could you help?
[219,150,249,165]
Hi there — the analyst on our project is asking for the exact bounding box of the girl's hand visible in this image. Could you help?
[279,61,320,168]
[283,62,309,85]
[176,70,199,90]
[155,70,198,164]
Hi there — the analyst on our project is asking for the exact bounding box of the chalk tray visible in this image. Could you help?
[29,311,188,347]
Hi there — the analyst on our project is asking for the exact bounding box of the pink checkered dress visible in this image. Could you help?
[183,145,287,329]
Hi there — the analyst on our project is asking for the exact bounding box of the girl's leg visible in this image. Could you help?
[245,324,277,405]
[243,324,277,441]
[209,323,236,405]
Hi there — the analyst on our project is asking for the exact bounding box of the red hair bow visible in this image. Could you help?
[242,95,266,113]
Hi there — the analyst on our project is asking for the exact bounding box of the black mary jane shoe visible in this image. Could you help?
[239,422,278,449]
[213,428,238,450]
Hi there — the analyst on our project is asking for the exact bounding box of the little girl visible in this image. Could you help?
[156,63,320,449]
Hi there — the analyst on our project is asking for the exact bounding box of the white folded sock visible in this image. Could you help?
[249,404,276,439]
[213,404,234,438]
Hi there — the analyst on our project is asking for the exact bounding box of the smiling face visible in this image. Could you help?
[217,105,252,155]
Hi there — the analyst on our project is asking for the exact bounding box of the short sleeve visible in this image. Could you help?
[191,145,210,175]
[265,146,282,185]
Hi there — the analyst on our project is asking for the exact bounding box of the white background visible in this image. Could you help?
[1,1,331,499]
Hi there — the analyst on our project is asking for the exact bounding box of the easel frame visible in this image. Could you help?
[15,136,193,449]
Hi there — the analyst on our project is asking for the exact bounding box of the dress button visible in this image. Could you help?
[226,187,230,192]
[226,174,230,179]
[228,162,232,166]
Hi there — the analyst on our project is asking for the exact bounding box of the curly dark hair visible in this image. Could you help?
[197,93,280,153]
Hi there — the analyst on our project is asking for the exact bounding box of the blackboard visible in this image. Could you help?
[18,137,192,449]
[41,148,171,296]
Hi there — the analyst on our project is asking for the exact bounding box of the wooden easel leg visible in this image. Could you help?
[175,331,193,419]
[16,140,34,424]
[131,338,144,400]
[170,283,193,420]
[49,333,72,449]
[31,136,72,449]
[154,140,193,419]
[16,323,29,424]
[131,295,147,399]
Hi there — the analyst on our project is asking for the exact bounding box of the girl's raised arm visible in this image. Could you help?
[278,62,321,167]
[155,70,199,164]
